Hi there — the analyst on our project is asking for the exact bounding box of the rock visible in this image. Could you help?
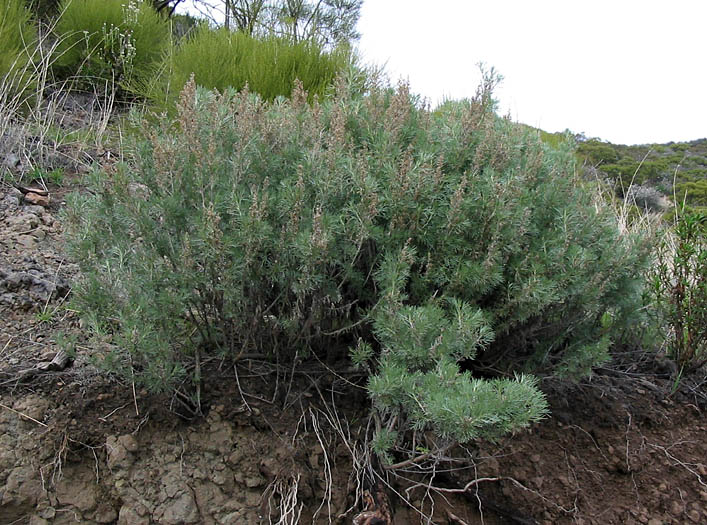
[202,420,232,454]
[94,502,119,523]
[118,434,139,453]
[118,504,150,525]
[244,490,261,506]
[106,435,135,469]
[155,491,200,524]
[55,468,99,512]
[244,474,264,488]
[5,213,39,232]
[1,194,20,208]
[2,465,42,507]
[211,470,228,486]
[259,457,281,480]
[23,192,50,207]
[23,204,46,216]
[0,267,70,305]
[13,394,50,423]
[219,511,243,523]
[15,235,37,249]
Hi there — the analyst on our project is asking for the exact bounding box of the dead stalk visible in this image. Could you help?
[0,401,48,427]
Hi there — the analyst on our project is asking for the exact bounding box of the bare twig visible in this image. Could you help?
[98,402,131,422]
[0,402,48,427]
[384,441,458,471]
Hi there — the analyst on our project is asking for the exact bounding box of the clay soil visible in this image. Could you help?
[1,95,706,524]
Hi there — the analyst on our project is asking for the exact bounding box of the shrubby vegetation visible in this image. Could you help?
[0,0,37,107]
[149,26,350,108]
[577,137,707,213]
[10,0,702,473]
[651,208,707,372]
[64,71,653,457]
[53,0,171,94]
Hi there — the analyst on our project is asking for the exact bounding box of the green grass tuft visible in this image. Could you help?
[0,0,38,107]
[148,26,349,109]
[53,0,170,96]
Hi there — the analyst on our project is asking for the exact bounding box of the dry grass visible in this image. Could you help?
[1,15,123,186]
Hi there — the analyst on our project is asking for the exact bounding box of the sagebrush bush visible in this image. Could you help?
[53,0,170,94]
[0,0,37,107]
[65,73,651,456]
[148,26,349,109]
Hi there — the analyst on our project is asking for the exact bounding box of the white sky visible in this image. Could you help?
[176,0,707,145]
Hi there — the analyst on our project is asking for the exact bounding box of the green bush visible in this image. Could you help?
[148,26,349,109]
[65,74,651,457]
[651,209,707,371]
[0,0,37,106]
[576,139,619,166]
[53,0,170,94]
[675,179,707,207]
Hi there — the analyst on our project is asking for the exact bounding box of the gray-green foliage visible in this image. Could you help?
[65,72,651,455]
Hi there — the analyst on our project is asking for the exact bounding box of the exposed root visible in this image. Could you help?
[263,473,303,525]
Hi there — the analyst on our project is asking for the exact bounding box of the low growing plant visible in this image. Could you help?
[65,73,652,461]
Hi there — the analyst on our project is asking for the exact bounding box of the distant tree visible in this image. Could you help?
[186,0,361,48]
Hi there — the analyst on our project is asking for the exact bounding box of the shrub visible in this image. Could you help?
[148,26,349,109]
[53,0,170,95]
[651,209,707,372]
[625,185,669,213]
[675,179,707,207]
[576,139,619,166]
[0,0,37,107]
[65,74,651,458]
